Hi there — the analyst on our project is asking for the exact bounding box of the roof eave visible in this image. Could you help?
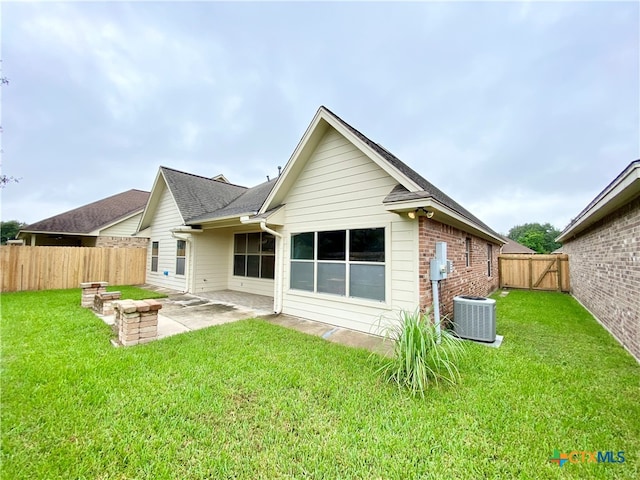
[385,198,505,245]
[557,162,640,242]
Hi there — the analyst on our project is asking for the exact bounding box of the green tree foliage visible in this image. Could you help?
[507,222,561,254]
[1,220,26,245]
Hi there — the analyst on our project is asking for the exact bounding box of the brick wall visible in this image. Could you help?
[95,236,149,248]
[419,217,500,317]
[562,195,640,362]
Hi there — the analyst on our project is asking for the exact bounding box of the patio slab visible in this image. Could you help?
[100,286,394,355]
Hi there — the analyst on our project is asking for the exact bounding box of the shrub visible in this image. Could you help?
[377,309,466,396]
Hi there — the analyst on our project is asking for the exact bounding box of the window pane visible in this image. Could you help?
[318,230,345,261]
[350,264,385,301]
[234,234,246,253]
[177,240,186,257]
[151,257,158,272]
[290,262,313,291]
[233,255,246,276]
[152,241,159,255]
[292,233,314,260]
[176,257,186,276]
[261,255,275,279]
[350,228,384,262]
[261,233,275,253]
[247,255,260,277]
[317,262,345,295]
[247,233,261,253]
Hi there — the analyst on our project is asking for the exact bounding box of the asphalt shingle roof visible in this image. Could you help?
[160,167,248,223]
[187,178,277,223]
[22,189,150,234]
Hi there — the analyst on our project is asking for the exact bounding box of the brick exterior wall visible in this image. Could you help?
[562,195,640,362]
[95,236,149,248]
[419,217,500,318]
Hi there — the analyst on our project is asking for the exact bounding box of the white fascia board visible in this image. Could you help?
[385,199,505,245]
[321,111,422,193]
[557,163,640,242]
[137,168,185,232]
[260,107,422,213]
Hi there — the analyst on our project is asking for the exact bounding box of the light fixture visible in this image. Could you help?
[408,208,435,219]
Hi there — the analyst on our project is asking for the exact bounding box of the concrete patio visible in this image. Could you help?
[99,286,393,356]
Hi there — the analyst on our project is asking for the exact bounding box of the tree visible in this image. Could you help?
[507,222,562,254]
[1,220,26,245]
[0,67,18,188]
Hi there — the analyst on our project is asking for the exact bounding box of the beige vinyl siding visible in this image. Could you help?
[145,184,188,292]
[192,229,231,294]
[280,127,418,334]
[192,226,275,298]
[100,213,143,237]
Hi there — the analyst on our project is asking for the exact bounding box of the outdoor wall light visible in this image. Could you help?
[408,208,434,219]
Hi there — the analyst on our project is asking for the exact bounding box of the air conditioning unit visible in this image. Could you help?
[453,296,496,342]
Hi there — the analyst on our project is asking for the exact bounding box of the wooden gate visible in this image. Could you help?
[498,254,570,292]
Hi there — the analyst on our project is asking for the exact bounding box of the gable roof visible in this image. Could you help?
[557,159,640,242]
[160,166,248,223]
[20,189,150,235]
[138,166,277,229]
[187,178,277,223]
[261,106,503,243]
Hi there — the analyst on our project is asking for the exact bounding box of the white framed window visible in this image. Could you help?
[290,228,385,302]
[151,241,159,272]
[487,243,493,277]
[233,232,275,279]
[176,240,186,276]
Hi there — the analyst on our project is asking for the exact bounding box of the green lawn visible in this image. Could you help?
[1,287,638,479]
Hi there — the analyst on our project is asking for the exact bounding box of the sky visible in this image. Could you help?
[1,0,638,235]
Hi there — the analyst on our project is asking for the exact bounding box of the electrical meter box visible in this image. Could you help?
[430,242,452,281]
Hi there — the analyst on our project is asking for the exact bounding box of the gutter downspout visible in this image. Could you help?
[170,227,203,293]
[240,216,284,314]
[260,221,284,315]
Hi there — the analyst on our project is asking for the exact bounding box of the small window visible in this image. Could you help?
[176,240,186,275]
[151,241,159,272]
[465,238,471,268]
[487,243,493,277]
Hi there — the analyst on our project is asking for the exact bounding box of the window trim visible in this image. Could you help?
[487,243,493,277]
[290,227,388,303]
[176,240,186,276]
[233,232,276,280]
[151,241,159,272]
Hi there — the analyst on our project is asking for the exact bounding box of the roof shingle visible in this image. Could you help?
[22,189,150,234]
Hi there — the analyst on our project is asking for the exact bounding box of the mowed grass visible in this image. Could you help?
[1,287,638,479]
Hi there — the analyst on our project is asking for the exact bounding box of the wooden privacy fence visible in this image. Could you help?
[1,246,147,292]
[498,254,570,292]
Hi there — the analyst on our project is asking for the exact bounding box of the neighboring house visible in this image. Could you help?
[558,159,639,362]
[500,237,536,254]
[18,189,150,247]
[139,106,504,334]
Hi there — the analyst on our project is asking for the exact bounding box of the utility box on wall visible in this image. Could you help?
[430,241,453,281]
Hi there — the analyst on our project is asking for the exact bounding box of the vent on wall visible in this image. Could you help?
[453,296,496,342]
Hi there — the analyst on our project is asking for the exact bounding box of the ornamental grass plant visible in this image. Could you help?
[377,309,467,396]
